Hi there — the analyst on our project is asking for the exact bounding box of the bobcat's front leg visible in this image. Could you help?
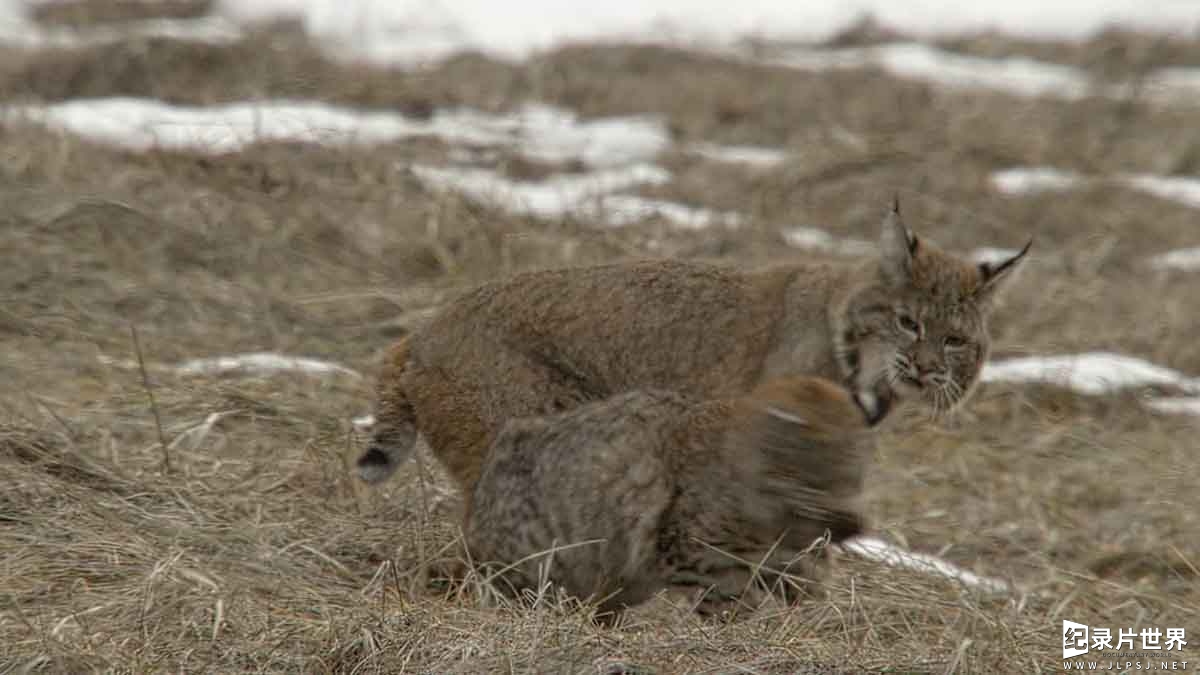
[668,542,834,618]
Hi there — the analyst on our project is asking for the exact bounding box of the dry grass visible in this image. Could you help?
[28,1,214,27]
[1,11,1198,674]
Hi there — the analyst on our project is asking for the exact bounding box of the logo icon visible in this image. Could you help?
[1064,620,1090,658]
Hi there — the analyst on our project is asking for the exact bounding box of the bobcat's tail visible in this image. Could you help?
[357,336,419,483]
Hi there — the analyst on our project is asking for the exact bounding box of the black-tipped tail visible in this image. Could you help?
[826,509,866,543]
[356,444,402,484]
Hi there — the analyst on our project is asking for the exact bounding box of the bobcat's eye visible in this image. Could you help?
[943,335,968,349]
[896,314,920,335]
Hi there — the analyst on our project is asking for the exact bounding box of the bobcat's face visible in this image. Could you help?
[835,203,1030,415]
[874,279,989,414]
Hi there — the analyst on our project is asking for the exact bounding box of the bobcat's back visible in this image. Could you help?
[418,259,795,402]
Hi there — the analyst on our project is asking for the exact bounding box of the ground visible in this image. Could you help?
[1,6,1198,674]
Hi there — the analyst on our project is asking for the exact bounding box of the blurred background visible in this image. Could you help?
[1,1,1198,673]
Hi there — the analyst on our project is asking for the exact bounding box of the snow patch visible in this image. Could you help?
[3,99,669,167]
[412,163,668,217]
[1149,247,1200,271]
[768,43,1103,100]
[992,167,1200,211]
[842,536,1011,595]
[600,195,743,230]
[1121,174,1200,210]
[174,353,363,379]
[688,143,788,168]
[769,42,1200,104]
[981,352,1200,395]
[782,228,1024,266]
[205,0,1200,66]
[9,1,1200,106]
[990,167,1084,195]
[413,163,740,230]
[780,226,873,256]
[970,247,1022,266]
[1145,397,1200,417]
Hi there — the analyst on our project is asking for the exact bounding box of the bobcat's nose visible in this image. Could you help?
[913,357,942,385]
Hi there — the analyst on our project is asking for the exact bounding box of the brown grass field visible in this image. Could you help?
[1,5,1198,674]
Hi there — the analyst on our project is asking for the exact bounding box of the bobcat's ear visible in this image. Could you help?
[975,237,1032,306]
[880,197,918,285]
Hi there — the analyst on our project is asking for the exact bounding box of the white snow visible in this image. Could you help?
[1145,397,1200,416]
[486,104,670,168]
[990,167,1084,195]
[99,350,363,378]
[174,353,363,379]
[2,98,670,167]
[981,352,1200,395]
[600,195,743,230]
[4,2,1200,113]
[767,43,1107,100]
[687,143,788,168]
[5,1,1200,105]
[412,163,671,219]
[970,247,1022,266]
[992,168,1200,212]
[1151,66,1200,101]
[1149,247,1200,271]
[768,42,1200,104]
[413,163,741,230]
[202,0,1200,66]
[842,536,1012,595]
[1121,174,1200,210]
[780,226,873,256]
[352,414,376,430]
[782,229,1030,267]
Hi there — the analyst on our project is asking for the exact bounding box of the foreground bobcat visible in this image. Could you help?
[359,201,1029,490]
[461,376,888,622]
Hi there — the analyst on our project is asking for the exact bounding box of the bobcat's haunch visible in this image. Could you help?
[461,375,888,621]
[357,199,1030,490]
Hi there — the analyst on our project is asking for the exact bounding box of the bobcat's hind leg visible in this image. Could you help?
[357,336,419,483]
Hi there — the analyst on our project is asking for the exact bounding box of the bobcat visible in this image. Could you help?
[358,200,1029,491]
[460,375,889,623]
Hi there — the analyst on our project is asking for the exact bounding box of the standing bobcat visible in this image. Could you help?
[359,200,1029,491]
[462,375,888,622]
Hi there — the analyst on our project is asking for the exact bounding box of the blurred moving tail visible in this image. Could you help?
[356,336,418,483]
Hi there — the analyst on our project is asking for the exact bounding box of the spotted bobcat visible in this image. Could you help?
[461,376,888,622]
[359,200,1029,491]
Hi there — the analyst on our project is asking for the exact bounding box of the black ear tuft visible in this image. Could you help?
[979,237,1032,279]
[889,193,917,253]
[976,236,1033,304]
[880,202,918,283]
